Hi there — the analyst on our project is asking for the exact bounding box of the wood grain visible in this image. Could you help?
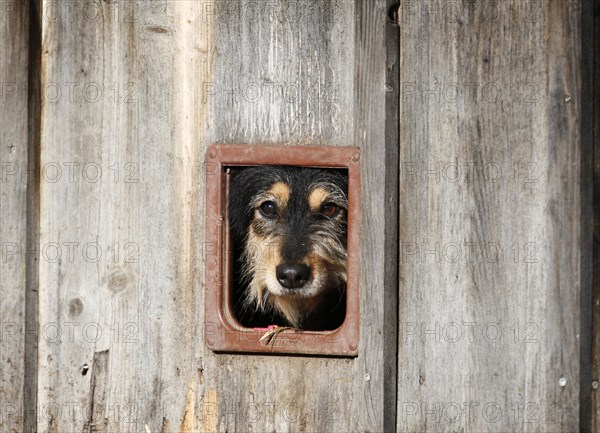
[592,0,600,430]
[383,0,401,430]
[38,0,142,431]
[23,3,42,432]
[0,2,34,432]
[15,0,593,431]
[397,0,585,431]
[201,1,392,431]
[580,1,595,431]
[38,1,208,431]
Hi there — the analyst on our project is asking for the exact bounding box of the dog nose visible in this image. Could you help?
[276,264,310,289]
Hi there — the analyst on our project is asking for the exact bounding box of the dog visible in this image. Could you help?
[228,165,348,331]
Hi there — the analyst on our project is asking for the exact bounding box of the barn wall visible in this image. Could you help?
[201,0,394,431]
[0,0,594,432]
[34,0,393,432]
[397,1,589,431]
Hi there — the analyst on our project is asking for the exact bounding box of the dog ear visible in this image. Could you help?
[228,166,277,241]
[317,168,348,195]
[228,167,254,243]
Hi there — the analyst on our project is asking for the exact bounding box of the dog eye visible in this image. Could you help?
[320,202,339,218]
[259,201,278,217]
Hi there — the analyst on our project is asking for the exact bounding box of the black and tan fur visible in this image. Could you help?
[228,166,347,330]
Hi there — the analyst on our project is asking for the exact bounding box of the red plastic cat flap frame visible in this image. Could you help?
[204,144,360,356]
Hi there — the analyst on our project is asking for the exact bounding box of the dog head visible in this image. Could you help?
[228,166,348,329]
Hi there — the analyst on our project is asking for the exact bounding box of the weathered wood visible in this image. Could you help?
[581,0,595,431]
[0,2,34,432]
[383,1,401,430]
[397,0,585,431]
[200,1,392,431]
[36,1,213,431]
[23,0,594,431]
[592,0,600,430]
[38,0,142,431]
[36,0,394,430]
[134,1,208,431]
[23,3,42,433]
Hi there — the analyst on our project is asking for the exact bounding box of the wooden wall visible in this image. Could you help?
[30,0,391,431]
[0,1,594,432]
[397,1,591,432]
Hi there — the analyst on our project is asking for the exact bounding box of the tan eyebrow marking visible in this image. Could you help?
[267,181,290,208]
[308,187,329,211]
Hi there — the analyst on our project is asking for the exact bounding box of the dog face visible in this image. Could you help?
[228,166,348,329]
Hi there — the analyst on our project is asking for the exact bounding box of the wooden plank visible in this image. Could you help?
[200,0,393,431]
[592,0,600,430]
[37,1,213,431]
[397,0,585,431]
[133,1,210,431]
[580,0,595,431]
[23,3,42,433]
[37,1,142,431]
[383,1,401,430]
[0,2,34,432]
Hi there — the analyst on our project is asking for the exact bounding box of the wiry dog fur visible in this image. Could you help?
[228,166,347,330]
